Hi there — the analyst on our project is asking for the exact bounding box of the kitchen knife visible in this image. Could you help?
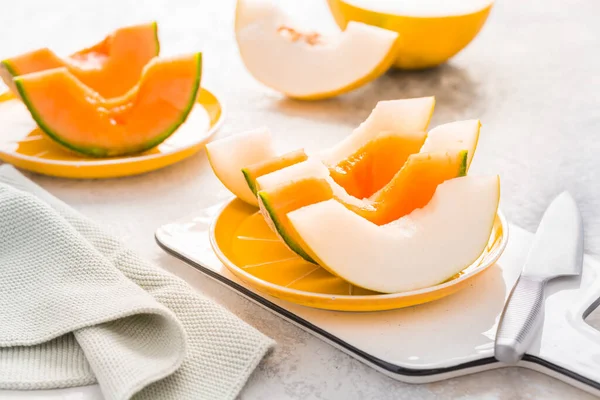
[495,191,584,364]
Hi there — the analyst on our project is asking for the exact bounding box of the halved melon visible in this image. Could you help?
[242,149,308,196]
[14,53,202,157]
[235,0,401,99]
[1,22,159,99]
[206,127,277,206]
[326,0,493,70]
[287,176,500,293]
[257,150,467,262]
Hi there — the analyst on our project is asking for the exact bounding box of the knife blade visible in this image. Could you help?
[494,191,584,364]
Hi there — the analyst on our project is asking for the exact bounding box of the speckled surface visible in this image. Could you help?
[1,0,600,398]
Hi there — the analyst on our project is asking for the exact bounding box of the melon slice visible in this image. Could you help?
[323,97,435,198]
[421,120,481,168]
[14,53,202,157]
[235,0,401,99]
[257,150,467,262]
[287,175,500,293]
[242,149,308,196]
[1,23,159,99]
[206,97,434,206]
[206,127,277,206]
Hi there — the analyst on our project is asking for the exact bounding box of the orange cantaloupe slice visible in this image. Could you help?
[14,53,202,157]
[258,150,467,262]
[328,132,426,199]
[0,22,159,99]
[242,149,308,195]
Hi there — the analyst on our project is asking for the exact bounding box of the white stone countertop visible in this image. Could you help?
[2,0,600,398]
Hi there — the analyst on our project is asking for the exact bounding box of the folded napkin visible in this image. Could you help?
[0,165,274,400]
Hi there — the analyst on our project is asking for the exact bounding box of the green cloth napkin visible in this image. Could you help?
[0,165,274,400]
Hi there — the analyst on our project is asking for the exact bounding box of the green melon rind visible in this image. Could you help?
[151,21,161,56]
[258,191,317,264]
[241,168,259,196]
[458,150,468,176]
[14,52,203,158]
[0,61,19,96]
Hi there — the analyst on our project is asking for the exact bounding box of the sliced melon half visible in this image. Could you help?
[235,0,401,99]
[257,150,467,262]
[206,127,277,206]
[15,53,202,157]
[287,175,500,293]
[1,22,159,99]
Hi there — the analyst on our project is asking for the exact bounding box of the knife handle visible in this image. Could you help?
[494,275,547,364]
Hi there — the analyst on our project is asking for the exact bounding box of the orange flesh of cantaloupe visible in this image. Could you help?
[328,132,426,199]
[1,22,159,98]
[242,149,308,195]
[258,150,467,262]
[14,53,202,157]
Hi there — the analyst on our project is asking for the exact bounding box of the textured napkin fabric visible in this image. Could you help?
[0,165,274,400]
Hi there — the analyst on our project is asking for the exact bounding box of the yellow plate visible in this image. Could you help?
[0,89,224,179]
[210,199,509,311]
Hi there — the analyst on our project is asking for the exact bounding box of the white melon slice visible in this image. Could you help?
[205,127,276,206]
[235,0,400,99]
[257,158,363,207]
[421,120,481,168]
[320,97,435,164]
[287,176,500,293]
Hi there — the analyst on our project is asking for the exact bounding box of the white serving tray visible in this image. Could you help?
[155,204,600,397]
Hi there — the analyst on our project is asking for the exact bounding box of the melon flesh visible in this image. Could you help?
[421,120,481,168]
[206,127,276,206]
[321,97,435,164]
[257,150,467,262]
[1,22,159,99]
[323,97,435,197]
[14,53,202,157]
[287,176,500,293]
[235,0,400,99]
[242,148,308,196]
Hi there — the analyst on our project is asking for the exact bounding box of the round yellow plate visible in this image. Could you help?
[0,89,224,179]
[210,199,509,312]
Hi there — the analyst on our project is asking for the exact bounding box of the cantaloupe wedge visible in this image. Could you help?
[207,97,435,205]
[287,176,500,293]
[235,0,401,99]
[14,53,202,157]
[242,149,308,196]
[206,127,277,206]
[257,150,467,262]
[323,97,435,198]
[1,22,159,98]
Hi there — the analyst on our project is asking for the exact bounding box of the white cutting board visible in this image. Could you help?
[2,208,599,399]
[153,205,600,397]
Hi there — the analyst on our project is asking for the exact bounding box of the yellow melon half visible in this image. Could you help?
[326,0,493,69]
